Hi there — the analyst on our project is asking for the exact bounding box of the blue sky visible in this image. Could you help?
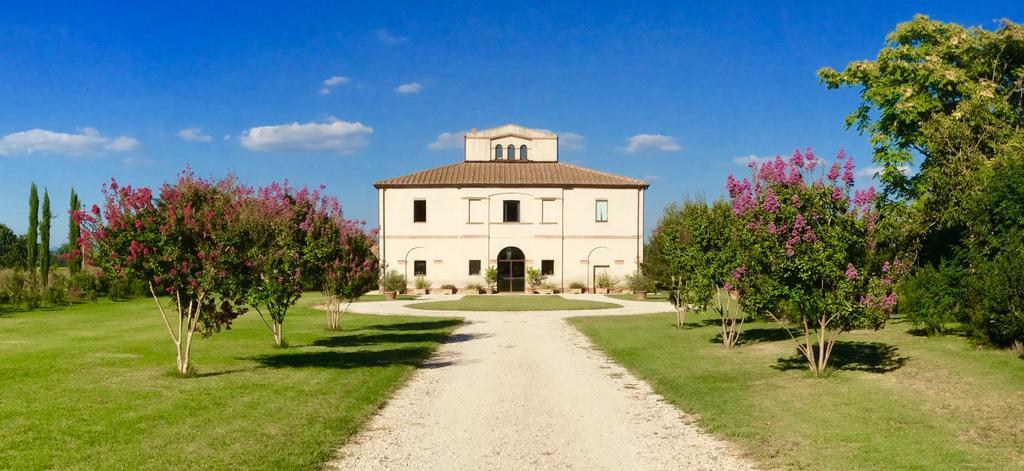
[1,1,1019,247]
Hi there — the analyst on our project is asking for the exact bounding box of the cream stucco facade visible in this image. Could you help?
[375,125,647,292]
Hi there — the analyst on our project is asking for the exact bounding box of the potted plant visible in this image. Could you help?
[538,282,555,295]
[526,267,545,294]
[413,276,432,295]
[464,282,483,294]
[568,281,586,294]
[380,269,406,300]
[595,273,615,294]
[625,270,652,300]
[484,266,498,294]
[439,283,456,295]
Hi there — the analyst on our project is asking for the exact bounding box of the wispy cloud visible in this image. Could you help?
[178,127,212,143]
[855,164,911,179]
[395,82,422,94]
[319,75,351,95]
[239,118,373,154]
[0,127,140,156]
[625,134,681,153]
[559,132,584,150]
[427,130,466,150]
[732,154,776,166]
[377,29,407,44]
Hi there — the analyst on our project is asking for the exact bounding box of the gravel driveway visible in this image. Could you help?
[328,295,756,470]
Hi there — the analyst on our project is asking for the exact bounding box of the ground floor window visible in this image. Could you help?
[469,259,481,275]
[414,260,427,276]
[541,259,554,276]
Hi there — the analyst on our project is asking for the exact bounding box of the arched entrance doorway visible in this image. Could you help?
[497,246,525,293]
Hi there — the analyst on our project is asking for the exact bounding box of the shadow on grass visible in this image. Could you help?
[707,326,793,346]
[253,346,447,369]
[312,331,487,348]
[774,341,909,373]
[361,319,463,332]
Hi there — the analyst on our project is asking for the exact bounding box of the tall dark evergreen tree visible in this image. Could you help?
[68,188,81,275]
[27,183,38,279]
[40,189,52,285]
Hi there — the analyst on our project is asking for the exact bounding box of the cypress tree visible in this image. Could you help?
[69,188,81,275]
[40,189,52,286]
[27,183,38,280]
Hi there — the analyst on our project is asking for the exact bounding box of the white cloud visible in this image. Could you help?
[559,132,585,150]
[378,29,407,44]
[642,175,662,180]
[222,134,231,141]
[732,154,777,166]
[395,82,422,94]
[625,134,681,153]
[0,127,140,156]
[178,127,212,143]
[856,165,911,179]
[319,75,351,95]
[239,118,373,154]
[427,130,467,150]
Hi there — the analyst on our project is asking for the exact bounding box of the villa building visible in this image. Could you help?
[374,124,648,292]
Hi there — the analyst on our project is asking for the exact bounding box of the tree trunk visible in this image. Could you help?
[675,304,688,329]
[272,321,283,347]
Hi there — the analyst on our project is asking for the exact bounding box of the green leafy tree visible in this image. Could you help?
[68,188,82,275]
[27,183,38,278]
[0,224,22,268]
[526,266,544,291]
[40,189,51,286]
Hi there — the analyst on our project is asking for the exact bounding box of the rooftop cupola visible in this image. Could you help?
[463,124,559,162]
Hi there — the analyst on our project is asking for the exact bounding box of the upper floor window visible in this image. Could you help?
[495,145,503,159]
[413,199,426,222]
[507,144,515,160]
[503,200,520,222]
[595,199,608,222]
[520,145,527,160]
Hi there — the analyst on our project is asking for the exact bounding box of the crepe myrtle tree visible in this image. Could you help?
[727,149,906,375]
[75,171,252,375]
[322,221,379,331]
[241,182,348,347]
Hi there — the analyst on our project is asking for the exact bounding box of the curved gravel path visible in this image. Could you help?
[329,295,756,470]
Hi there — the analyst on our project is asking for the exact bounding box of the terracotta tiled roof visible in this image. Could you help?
[374,161,649,189]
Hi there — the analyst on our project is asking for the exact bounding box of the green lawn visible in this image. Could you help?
[408,294,621,311]
[0,294,459,470]
[605,292,671,302]
[569,312,1024,470]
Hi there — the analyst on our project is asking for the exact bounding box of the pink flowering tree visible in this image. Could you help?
[321,222,379,330]
[727,149,905,375]
[241,182,347,347]
[75,172,252,376]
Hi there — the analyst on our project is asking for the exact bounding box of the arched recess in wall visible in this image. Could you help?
[402,246,427,285]
[586,246,613,289]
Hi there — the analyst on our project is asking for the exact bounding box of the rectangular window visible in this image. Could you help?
[467,198,483,223]
[468,260,481,275]
[595,199,608,222]
[414,260,427,276]
[503,200,520,223]
[413,199,426,223]
[541,260,554,276]
[541,199,557,223]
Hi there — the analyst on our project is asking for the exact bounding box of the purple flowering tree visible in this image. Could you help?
[727,149,905,375]
[322,222,379,330]
[76,171,252,375]
[241,182,345,347]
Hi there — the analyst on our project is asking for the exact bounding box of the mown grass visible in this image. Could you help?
[569,312,1024,470]
[605,292,671,302]
[356,293,419,302]
[0,293,459,470]
[407,294,621,311]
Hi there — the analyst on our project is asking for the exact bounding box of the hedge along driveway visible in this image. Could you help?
[0,293,459,470]
[569,312,1024,470]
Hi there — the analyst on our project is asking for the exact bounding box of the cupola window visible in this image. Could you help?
[507,144,515,160]
[495,145,503,160]
[520,145,527,160]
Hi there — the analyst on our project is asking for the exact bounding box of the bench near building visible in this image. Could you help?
[374,124,648,293]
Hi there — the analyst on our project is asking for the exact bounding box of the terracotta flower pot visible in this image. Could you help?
[595,287,609,294]
[484,287,494,294]
[634,290,647,300]
[383,291,397,300]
